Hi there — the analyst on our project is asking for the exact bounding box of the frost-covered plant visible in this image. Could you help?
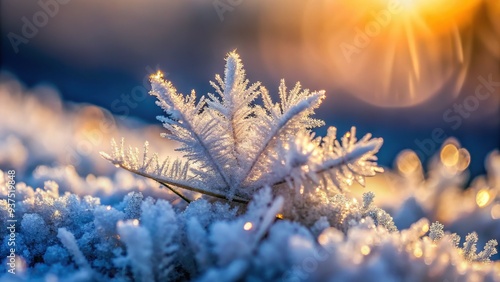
[1,161,498,281]
[101,51,383,215]
[427,221,498,262]
[429,221,444,242]
[2,73,500,282]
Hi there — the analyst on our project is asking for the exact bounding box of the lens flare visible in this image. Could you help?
[304,0,480,106]
[259,0,482,107]
[480,0,500,59]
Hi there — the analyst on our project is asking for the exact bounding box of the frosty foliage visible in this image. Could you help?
[1,171,498,281]
[429,221,445,242]
[1,62,499,281]
[101,51,384,207]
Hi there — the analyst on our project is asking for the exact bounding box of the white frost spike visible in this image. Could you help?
[246,186,285,241]
[57,228,90,269]
[117,220,154,282]
[101,51,384,202]
[209,186,284,268]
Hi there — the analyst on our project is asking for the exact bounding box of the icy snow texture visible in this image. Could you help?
[0,63,499,281]
[1,173,499,281]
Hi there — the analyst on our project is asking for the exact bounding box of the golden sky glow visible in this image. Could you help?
[259,0,490,107]
[308,0,480,106]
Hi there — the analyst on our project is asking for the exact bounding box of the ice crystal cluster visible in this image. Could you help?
[102,51,384,226]
[0,54,498,282]
[1,171,499,281]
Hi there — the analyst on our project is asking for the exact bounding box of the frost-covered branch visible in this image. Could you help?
[100,139,249,203]
[101,51,384,203]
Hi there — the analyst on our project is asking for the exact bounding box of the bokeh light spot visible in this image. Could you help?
[413,247,423,258]
[491,204,500,219]
[397,150,421,175]
[244,222,253,231]
[440,144,459,167]
[476,189,491,208]
[456,148,471,171]
[361,245,371,255]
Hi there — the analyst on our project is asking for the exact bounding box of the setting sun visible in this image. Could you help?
[312,0,481,106]
[260,0,485,107]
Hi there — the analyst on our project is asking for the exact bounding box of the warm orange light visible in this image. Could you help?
[397,150,420,175]
[318,233,329,245]
[457,261,468,274]
[342,0,480,36]
[440,144,459,167]
[150,70,164,80]
[476,189,491,208]
[456,149,471,171]
[243,222,253,230]
[260,0,481,107]
[421,223,429,233]
[361,245,371,255]
[413,247,423,258]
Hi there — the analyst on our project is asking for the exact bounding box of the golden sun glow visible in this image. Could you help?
[339,0,480,36]
[326,0,479,106]
[260,0,483,107]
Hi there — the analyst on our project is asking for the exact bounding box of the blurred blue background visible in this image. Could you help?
[1,0,498,178]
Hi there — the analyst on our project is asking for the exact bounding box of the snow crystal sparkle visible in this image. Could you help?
[102,51,385,212]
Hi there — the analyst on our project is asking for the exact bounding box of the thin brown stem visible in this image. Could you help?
[156,181,192,203]
[116,164,250,204]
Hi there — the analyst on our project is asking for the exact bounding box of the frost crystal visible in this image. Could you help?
[476,240,498,262]
[429,221,444,242]
[57,228,90,270]
[463,232,479,261]
[101,51,384,206]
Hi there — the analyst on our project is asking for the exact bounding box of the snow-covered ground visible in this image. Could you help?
[0,71,499,281]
